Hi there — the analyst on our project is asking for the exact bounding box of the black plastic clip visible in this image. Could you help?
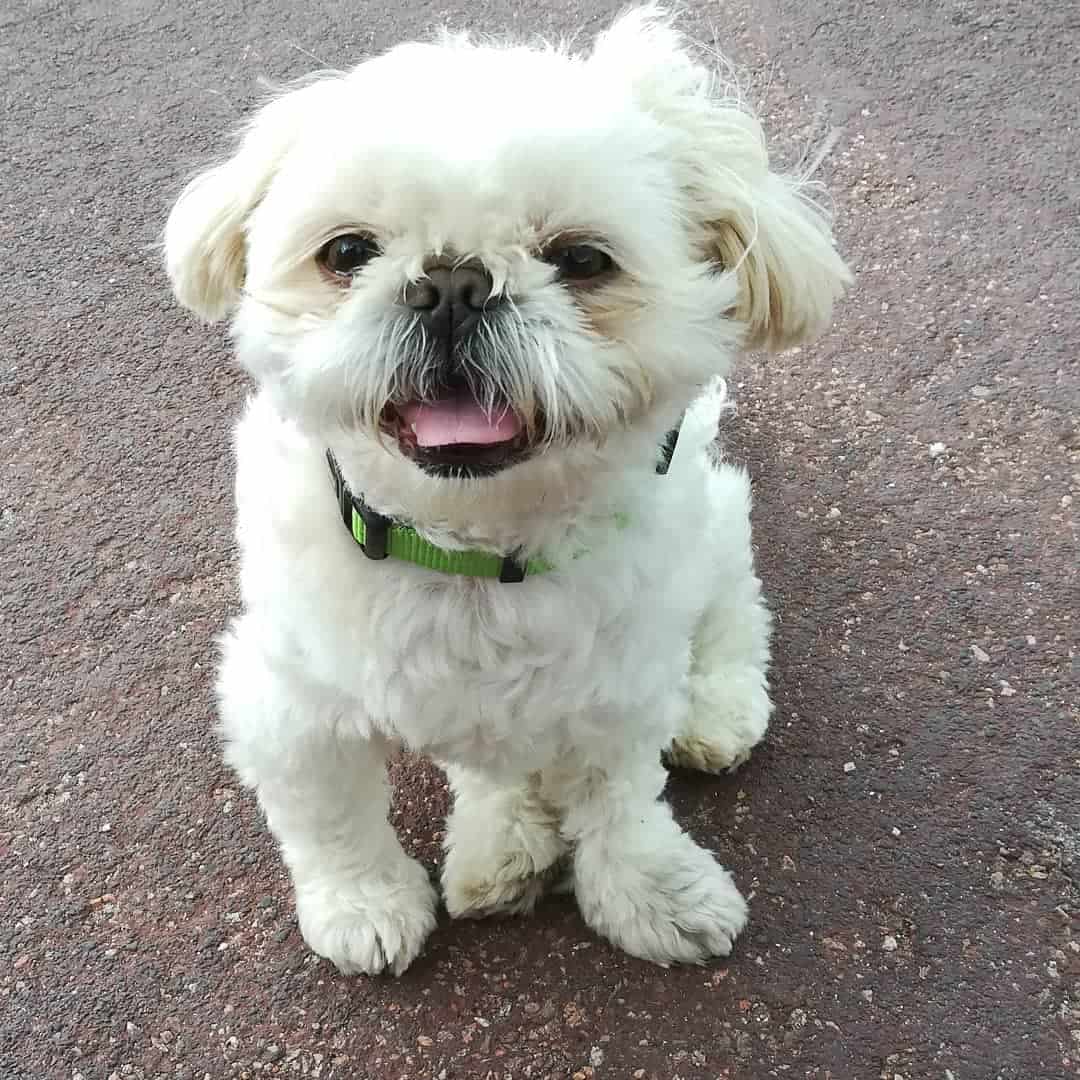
[354,497,390,560]
[327,449,389,560]
[498,554,527,583]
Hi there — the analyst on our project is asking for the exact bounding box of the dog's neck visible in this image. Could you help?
[326,418,675,558]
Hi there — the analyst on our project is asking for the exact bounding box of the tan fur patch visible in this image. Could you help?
[569,275,649,340]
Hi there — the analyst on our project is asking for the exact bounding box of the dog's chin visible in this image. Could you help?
[408,444,530,479]
[380,391,533,480]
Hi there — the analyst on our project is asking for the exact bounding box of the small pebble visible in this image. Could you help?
[882,936,898,952]
[970,644,990,663]
[891,827,901,837]
[928,442,947,458]
[843,762,856,773]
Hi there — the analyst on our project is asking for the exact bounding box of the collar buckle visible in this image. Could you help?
[498,554,527,583]
[328,449,390,560]
[354,496,390,560]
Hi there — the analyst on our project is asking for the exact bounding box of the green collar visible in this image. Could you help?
[327,450,553,581]
[326,426,678,583]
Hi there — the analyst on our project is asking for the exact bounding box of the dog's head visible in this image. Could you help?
[166,6,849,492]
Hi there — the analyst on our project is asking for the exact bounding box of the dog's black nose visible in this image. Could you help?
[404,265,500,346]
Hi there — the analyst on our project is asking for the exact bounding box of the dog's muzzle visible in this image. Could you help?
[384,264,528,477]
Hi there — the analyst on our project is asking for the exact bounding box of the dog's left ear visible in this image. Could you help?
[592,6,852,351]
[702,168,853,352]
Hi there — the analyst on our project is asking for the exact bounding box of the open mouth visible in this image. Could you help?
[381,389,530,477]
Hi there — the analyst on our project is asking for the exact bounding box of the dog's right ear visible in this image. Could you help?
[165,75,342,322]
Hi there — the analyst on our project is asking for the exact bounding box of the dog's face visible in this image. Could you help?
[166,9,849,486]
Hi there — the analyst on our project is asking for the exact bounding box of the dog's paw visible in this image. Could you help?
[442,794,568,919]
[574,831,748,966]
[443,848,568,919]
[295,860,437,976]
[667,666,772,774]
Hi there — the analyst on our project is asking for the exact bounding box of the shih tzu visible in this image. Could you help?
[164,5,850,974]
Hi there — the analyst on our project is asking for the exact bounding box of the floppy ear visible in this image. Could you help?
[592,6,852,351]
[164,75,342,322]
[704,168,852,352]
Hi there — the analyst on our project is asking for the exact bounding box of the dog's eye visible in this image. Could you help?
[544,243,616,282]
[319,233,380,277]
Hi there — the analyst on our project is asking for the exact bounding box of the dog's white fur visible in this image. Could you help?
[165,7,850,974]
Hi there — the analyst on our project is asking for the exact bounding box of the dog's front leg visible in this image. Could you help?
[217,626,437,976]
[547,749,748,966]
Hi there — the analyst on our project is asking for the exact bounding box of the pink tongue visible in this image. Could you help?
[399,395,523,448]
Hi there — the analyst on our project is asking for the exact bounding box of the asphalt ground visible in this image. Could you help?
[2,0,1077,1077]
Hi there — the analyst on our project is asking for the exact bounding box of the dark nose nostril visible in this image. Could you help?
[403,280,437,310]
[403,267,449,312]
[403,263,502,362]
[452,267,493,311]
[403,265,496,313]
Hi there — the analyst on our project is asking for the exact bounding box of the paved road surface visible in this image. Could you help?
[3,0,1077,1077]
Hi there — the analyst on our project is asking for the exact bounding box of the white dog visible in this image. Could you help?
[165,6,849,975]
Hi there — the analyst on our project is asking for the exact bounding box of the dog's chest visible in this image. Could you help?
[263,528,699,767]
[357,573,684,751]
[235,419,711,767]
